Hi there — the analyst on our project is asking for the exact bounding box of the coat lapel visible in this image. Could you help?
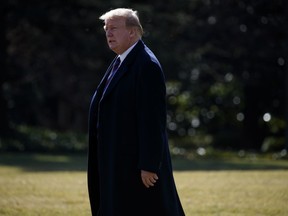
[102,64,126,96]
[96,56,118,100]
[101,40,144,98]
[99,57,118,89]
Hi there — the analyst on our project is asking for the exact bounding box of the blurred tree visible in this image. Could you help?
[237,0,286,150]
[5,0,111,132]
[284,1,288,150]
[0,1,12,137]
[1,0,286,152]
[155,0,286,151]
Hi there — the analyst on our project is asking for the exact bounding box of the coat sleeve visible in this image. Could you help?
[136,57,167,173]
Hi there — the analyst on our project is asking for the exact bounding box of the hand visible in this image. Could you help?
[141,170,159,188]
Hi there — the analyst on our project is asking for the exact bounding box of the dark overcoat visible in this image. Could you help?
[88,40,185,216]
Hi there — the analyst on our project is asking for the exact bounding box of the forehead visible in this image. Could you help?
[105,17,126,26]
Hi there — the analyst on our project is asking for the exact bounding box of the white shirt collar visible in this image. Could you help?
[118,40,139,64]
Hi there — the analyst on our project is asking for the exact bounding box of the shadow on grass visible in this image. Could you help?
[172,157,288,171]
[0,153,287,172]
[0,153,87,172]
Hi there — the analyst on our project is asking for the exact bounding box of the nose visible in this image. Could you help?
[106,30,112,37]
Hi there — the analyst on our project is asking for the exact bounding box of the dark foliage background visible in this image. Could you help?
[1,0,287,153]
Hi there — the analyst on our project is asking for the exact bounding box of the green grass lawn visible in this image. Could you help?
[0,153,288,216]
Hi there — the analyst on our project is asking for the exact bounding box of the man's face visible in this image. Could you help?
[104,18,132,55]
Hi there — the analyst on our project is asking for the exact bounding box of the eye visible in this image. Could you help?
[105,27,116,32]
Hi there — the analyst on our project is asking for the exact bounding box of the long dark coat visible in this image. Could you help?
[88,40,185,216]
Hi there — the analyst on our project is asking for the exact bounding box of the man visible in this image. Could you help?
[88,8,185,216]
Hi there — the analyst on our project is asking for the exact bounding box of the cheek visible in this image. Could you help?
[116,35,128,45]
[118,30,130,39]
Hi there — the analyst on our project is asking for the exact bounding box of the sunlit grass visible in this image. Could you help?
[0,153,287,216]
[0,167,90,215]
[175,171,288,216]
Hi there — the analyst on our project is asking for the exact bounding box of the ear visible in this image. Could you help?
[129,28,136,38]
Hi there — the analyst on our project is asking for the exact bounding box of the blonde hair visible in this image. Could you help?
[99,8,144,37]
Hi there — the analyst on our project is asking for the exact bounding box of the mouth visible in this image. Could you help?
[108,39,115,44]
